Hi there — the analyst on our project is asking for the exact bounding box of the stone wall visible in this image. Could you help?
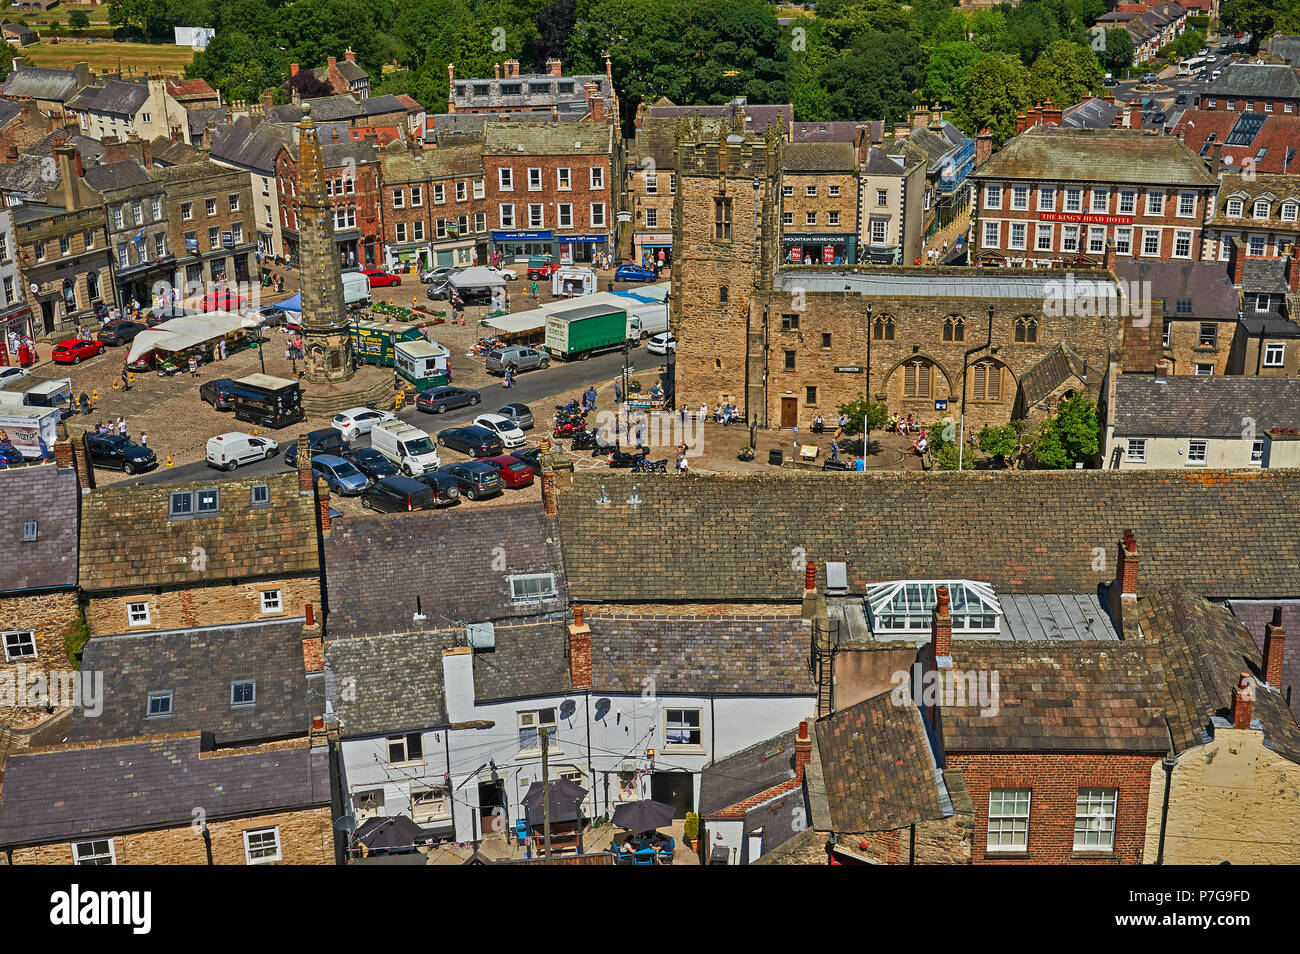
[0,590,81,676]
[85,576,320,635]
[1144,727,1300,864]
[5,806,334,865]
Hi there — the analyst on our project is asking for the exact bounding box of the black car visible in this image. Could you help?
[512,446,543,473]
[84,433,157,474]
[346,447,399,481]
[283,428,344,467]
[361,475,438,513]
[1151,111,1167,124]
[200,378,238,411]
[436,425,504,458]
[411,470,463,506]
[436,461,503,500]
[416,386,481,414]
[96,320,148,346]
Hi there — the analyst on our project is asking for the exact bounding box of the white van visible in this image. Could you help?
[370,420,441,475]
[205,432,279,471]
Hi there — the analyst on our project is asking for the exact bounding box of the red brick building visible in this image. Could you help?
[1199,63,1300,115]
[481,121,615,264]
[378,142,487,271]
[970,125,1218,267]
[275,137,382,270]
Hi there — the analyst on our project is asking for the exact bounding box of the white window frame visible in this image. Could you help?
[1064,188,1082,213]
[1141,230,1160,257]
[395,222,407,243]
[73,838,116,865]
[1062,225,1079,253]
[1008,222,1027,250]
[1073,788,1117,851]
[499,204,515,228]
[558,203,573,229]
[1089,188,1108,213]
[354,789,384,821]
[230,679,256,707]
[1195,363,1215,375]
[387,733,424,764]
[411,785,451,823]
[1281,203,1298,222]
[518,708,558,753]
[805,212,817,227]
[1173,230,1192,258]
[1264,342,1285,367]
[1117,190,1136,214]
[528,204,545,229]
[1038,186,1056,211]
[1035,223,1054,251]
[413,220,425,241]
[473,178,486,199]
[1088,226,1106,254]
[645,208,659,229]
[146,690,173,717]
[1227,198,1243,217]
[509,573,557,603]
[1187,439,1208,464]
[590,167,604,190]
[1125,438,1147,463]
[987,788,1030,852]
[828,184,840,198]
[664,707,703,750]
[1177,192,1196,217]
[827,210,840,227]
[1248,234,1266,256]
[127,601,150,626]
[259,589,282,614]
[498,167,513,191]
[243,827,281,865]
[1252,439,1265,464]
[411,185,424,207]
[1145,190,1165,216]
[1253,200,1270,220]
[590,203,606,228]
[433,183,445,204]
[2,629,37,662]
[805,184,817,197]
[983,184,1002,209]
[527,167,542,192]
[1012,186,1030,211]
[982,221,999,248]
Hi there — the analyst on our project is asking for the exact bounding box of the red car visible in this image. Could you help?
[480,455,536,489]
[363,269,402,287]
[51,338,106,364]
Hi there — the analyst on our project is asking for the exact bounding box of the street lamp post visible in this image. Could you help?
[958,305,994,471]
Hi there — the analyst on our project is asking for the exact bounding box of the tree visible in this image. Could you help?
[821,30,921,124]
[977,419,1037,468]
[0,43,12,84]
[924,41,984,103]
[952,52,1031,145]
[1032,393,1099,468]
[287,68,335,100]
[835,397,889,435]
[928,416,975,470]
[1222,0,1300,39]
[69,10,91,30]
[1028,39,1102,107]
[1100,28,1134,73]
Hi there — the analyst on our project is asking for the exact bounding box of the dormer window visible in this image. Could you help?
[1227,198,1243,217]
[1254,200,1271,219]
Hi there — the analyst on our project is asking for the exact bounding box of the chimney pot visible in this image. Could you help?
[804,561,816,591]
[313,716,324,729]
[794,720,811,779]
[932,585,952,660]
[306,603,315,627]
[1232,673,1256,730]
[1264,609,1287,687]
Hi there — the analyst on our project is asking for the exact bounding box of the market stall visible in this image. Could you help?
[481,307,549,346]
[125,312,250,373]
[552,265,596,297]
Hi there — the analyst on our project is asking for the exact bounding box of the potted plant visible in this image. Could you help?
[684,811,700,852]
[738,445,755,462]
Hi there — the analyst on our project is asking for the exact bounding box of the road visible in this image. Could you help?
[132,347,647,486]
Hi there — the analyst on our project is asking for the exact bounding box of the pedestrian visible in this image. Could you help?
[121,367,130,391]
[80,392,91,415]
[531,280,538,299]
[340,435,351,455]
[116,415,126,437]
[614,381,622,404]
[189,355,198,377]
[139,432,147,447]
[830,439,840,462]
[219,338,227,361]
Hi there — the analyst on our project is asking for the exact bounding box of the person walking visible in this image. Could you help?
[614,380,622,404]
[188,355,198,377]
[531,280,539,300]
[121,366,131,392]
[139,432,147,447]
[219,338,227,361]
[116,416,126,438]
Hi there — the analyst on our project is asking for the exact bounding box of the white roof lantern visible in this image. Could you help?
[866,580,1002,636]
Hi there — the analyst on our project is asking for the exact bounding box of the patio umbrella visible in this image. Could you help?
[522,778,587,826]
[612,799,675,834]
[353,814,428,853]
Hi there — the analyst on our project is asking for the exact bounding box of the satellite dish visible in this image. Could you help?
[593,698,611,721]
[334,813,357,834]
[559,699,577,721]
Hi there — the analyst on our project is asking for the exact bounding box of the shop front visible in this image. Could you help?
[782,232,858,267]
[557,232,610,265]
[491,230,553,264]
[385,242,432,273]
[336,229,362,270]
[0,303,35,365]
[114,255,177,310]
[635,233,674,268]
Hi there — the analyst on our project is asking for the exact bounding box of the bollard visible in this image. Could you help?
[128,372,135,384]
[112,379,120,390]
[166,455,173,466]
[253,428,259,436]
[92,389,99,401]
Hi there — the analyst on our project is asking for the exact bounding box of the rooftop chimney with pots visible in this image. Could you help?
[931,585,953,664]
[975,129,993,167]
[316,476,332,535]
[547,58,563,77]
[569,606,592,691]
[297,435,312,494]
[1155,360,1168,382]
[1118,529,1139,598]
[345,49,357,63]
[1264,607,1287,688]
[795,721,811,780]
[290,63,299,77]
[1232,673,1256,730]
[494,62,501,80]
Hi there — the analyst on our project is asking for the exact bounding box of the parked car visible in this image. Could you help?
[363,269,402,287]
[526,256,562,281]
[0,366,31,386]
[200,378,238,411]
[432,284,496,305]
[485,345,549,375]
[1174,93,1187,105]
[411,470,462,506]
[512,446,543,473]
[416,385,481,414]
[310,453,370,495]
[51,338,106,364]
[479,454,536,489]
[0,442,24,466]
[615,264,657,282]
[484,265,519,281]
[96,320,148,346]
[332,406,397,441]
[647,332,676,355]
[437,460,503,500]
[283,428,344,467]
[361,474,438,513]
[472,412,527,449]
[436,425,504,458]
[205,432,278,470]
[1103,77,1119,87]
[426,280,453,300]
[346,447,399,481]
[420,265,457,284]
[497,403,534,430]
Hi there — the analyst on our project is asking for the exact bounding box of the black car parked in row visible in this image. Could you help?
[415,386,481,414]
[436,425,504,458]
[361,475,438,513]
[346,447,399,481]
[96,320,148,346]
[283,428,344,467]
[200,378,238,411]
[83,433,157,475]
[412,471,463,506]
[437,461,503,500]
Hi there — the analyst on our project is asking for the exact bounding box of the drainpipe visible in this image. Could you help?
[958,306,994,470]
[709,695,717,764]
[1156,756,1175,864]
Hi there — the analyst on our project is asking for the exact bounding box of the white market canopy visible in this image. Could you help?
[449,266,508,289]
[483,308,550,336]
[126,312,248,363]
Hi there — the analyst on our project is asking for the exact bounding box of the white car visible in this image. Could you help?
[473,412,528,449]
[206,432,278,471]
[0,366,32,386]
[484,265,519,281]
[332,406,397,441]
[647,332,677,355]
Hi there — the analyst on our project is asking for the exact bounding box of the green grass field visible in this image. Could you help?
[18,39,196,73]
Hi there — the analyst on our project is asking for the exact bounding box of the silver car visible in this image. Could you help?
[497,403,534,430]
[485,346,549,375]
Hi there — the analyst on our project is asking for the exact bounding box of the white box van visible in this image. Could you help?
[206,432,279,470]
[371,420,441,475]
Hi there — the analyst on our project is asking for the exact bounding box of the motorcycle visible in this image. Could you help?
[569,429,599,450]
[632,457,668,473]
[554,418,587,437]
[609,447,649,468]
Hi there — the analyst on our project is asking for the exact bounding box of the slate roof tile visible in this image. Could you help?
[0,463,78,593]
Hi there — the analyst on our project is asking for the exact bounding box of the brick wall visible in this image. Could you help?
[780,171,857,248]
[483,154,612,237]
[85,575,321,635]
[1162,316,1236,375]
[1143,727,1300,864]
[948,752,1159,864]
[0,590,80,676]
[5,806,334,865]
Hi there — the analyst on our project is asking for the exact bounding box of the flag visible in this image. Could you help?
[134,228,144,245]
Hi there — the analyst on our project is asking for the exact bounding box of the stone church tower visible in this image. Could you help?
[295,103,355,384]
[669,120,781,426]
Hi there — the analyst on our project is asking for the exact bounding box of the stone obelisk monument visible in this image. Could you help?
[295,102,355,384]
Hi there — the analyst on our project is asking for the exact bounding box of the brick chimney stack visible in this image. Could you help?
[290,63,299,77]
[932,585,952,660]
[1264,607,1287,687]
[315,476,332,535]
[345,48,356,63]
[447,63,456,112]
[328,56,337,69]
[541,458,556,515]
[1154,360,1168,381]
[585,81,605,122]
[975,129,993,167]
[1117,529,1139,598]
[546,58,563,77]
[263,89,274,111]
[1232,673,1255,729]
[795,721,811,779]
[804,561,816,592]
[569,606,592,691]
[296,435,312,493]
